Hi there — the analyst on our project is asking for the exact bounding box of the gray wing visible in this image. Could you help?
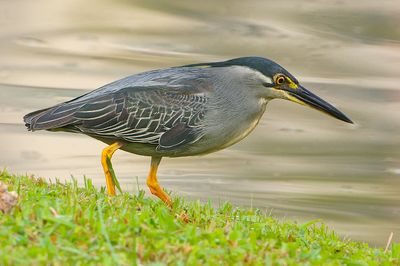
[24,67,212,150]
[72,87,208,150]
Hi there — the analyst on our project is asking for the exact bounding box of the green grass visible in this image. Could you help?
[0,170,398,265]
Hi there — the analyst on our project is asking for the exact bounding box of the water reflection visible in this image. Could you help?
[0,0,399,246]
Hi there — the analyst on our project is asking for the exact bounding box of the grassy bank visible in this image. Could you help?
[0,171,398,265]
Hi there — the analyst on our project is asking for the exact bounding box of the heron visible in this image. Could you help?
[24,57,353,206]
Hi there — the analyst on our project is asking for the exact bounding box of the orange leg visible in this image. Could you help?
[146,156,172,206]
[101,142,123,195]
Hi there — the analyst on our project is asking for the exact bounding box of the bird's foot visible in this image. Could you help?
[147,183,172,207]
[177,211,190,223]
[101,142,123,195]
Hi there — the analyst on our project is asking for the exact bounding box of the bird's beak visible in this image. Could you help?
[283,85,353,124]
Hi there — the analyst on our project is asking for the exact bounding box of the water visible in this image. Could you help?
[1,0,399,246]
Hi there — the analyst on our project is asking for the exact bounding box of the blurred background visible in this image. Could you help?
[0,0,399,246]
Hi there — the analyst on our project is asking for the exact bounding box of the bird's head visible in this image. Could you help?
[193,57,353,124]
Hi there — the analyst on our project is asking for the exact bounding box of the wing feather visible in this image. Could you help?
[24,67,212,149]
[65,87,210,149]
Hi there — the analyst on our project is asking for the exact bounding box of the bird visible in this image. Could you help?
[24,56,353,206]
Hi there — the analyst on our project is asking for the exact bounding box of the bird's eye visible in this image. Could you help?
[276,75,285,85]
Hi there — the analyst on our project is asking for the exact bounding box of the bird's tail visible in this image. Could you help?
[23,107,52,131]
[23,102,80,131]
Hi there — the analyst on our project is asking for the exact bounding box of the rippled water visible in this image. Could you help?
[1,0,399,246]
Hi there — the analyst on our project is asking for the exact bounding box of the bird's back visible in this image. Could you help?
[24,67,213,153]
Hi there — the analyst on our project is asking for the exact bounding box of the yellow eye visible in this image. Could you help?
[276,75,285,85]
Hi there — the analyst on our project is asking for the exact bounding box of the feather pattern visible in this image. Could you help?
[24,67,213,150]
[75,88,208,146]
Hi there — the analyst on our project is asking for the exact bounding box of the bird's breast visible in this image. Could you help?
[200,98,267,153]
